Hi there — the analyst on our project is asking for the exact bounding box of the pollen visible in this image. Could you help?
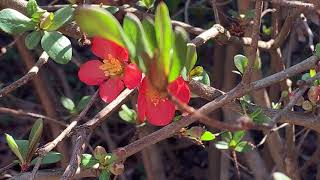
[99,54,124,77]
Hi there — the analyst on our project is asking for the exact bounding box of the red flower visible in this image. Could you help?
[78,37,142,103]
[137,76,190,126]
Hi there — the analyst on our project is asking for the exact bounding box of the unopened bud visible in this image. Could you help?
[302,100,313,111]
[308,86,320,104]
[109,163,124,175]
[93,146,107,161]
[187,126,205,139]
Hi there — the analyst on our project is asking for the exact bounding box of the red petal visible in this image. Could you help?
[78,60,107,85]
[168,76,190,104]
[99,78,124,103]
[139,77,148,93]
[137,92,147,123]
[92,37,129,61]
[146,99,175,126]
[123,63,142,89]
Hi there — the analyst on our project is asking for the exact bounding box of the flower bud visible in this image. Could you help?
[109,163,124,175]
[308,86,320,104]
[93,146,107,161]
[302,100,313,111]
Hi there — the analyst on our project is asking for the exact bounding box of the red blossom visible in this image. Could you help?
[137,77,191,126]
[78,37,142,103]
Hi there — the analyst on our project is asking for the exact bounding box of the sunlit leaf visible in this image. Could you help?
[200,131,216,141]
[60,96,75,111]
[118,104,136,123]
[215,141,229,150]
[234,141,252,152]
[27,0,39,17]
[81,154,99,168]
[46,6,74,31]
[234,54,248,74]
[142,17,156,54]
[5,133,25,163]
[0,9,36,34]
[232,131,245,144]
[185,43,197,73]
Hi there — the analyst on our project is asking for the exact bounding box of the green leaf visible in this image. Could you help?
[118,104,136,123]
[15,140,29,161]
[123,13,151,60]
[272,172,291,180]
[31,151,62,165]
[27,119,43,162]
[234,141,252,152]
[301,73,311,81]
[41,31,72,64]
[99,169,110,180]
[27,0,39,17]
[191,69,210,86]
[200,131,216,141]
[76,96,91,112]
[46,6,74,31]
[25,31,42,50]
[75,6,125,47]
[315,43,320,58]
[221,131,232,142]
[234,54,248,74]
[105,6,119,14]
[0,9,36,34]
[81,154,99,168]
[142,17,157,54]
[310,69,316,77]
[254,112,271,124]
[60,96,75,111]
[232,131,245,144]
[5,133,25,163]
[185,43,197,73]
[169,26,188,82]
[155,2,173,75]
[215,141,229,150]
[40,12,54,30]
[140,0,154,9]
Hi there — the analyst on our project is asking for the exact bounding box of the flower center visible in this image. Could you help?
[146,84,167,105]
[99,54,124,77]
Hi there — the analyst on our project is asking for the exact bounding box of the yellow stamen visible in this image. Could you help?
[99,54,124,77]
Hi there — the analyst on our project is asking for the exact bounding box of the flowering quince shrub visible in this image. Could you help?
[78,37,142,103]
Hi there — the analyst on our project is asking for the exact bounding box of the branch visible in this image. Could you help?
[0,52,49,97]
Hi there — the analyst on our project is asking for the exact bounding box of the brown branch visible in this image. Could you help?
[266,0,318,10]
[0,107,67,127]
[0,52,49,97]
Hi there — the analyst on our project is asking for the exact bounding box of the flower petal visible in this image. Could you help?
[137,92,147,123]
[78,60,107,85]
[92,37,129,61]
[146,99,175,126]
[99,78,124,103]
[168,76,190,104]
[123,63,142,89]
[138,77,148,93]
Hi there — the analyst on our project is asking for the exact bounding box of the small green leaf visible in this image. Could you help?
[76,96,91,112]
[142,17,157,54]
[118,104,136,123]
[25,31,42,50]
[310,69,316,77]
[60,96,75,111]
[15,140,29,161]
[315,43,320,58]
[234,141,252,152]
[200,131,216,141]
[41,31,72,64]
[185,43,197,73]
[272,172,291,180]
[40,12,54,30]
[301,73,311,81]
[221,131,232,142]
[27,0,39,17]
[141,0,155,9]
[75,6,125,47]
[169,26,188,82]
[215,141,229,150]
[232,131,245,144]
[46,6,74,31]
[81,154,99,168]
[234,54,248,74]
[27,119,43,162]
[105,6,119,14]
[0,9,36,34]
[191,69,210,86]
[31,151,62,165]
[155,2,173,75]
[5,133,25,163]
[31,10,46,22]
[99,169,110,180]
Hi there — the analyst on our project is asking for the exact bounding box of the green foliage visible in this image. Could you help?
[15,140,29,160]
[81,154,99,168]
[234,54,248,74]
[142,17,157,55]
[200,131,216,141]
[137,0,155,9]
[60,96,75,111]
[185,44,197,73]
[41,31,72,64]
[315,43,320,58]
[215,131,253,153]
[118,104,136,123]
[46,6,74,31]
[31,151,62,165]
[25,31,42,50]
[155,2,173,76]
[76,96,91,112]
[39,12,54,30]
[0,9,36,34]
[27,119,43,162]
[27,0,39,17]
[5,133,25,163]
[99,169,110,180]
